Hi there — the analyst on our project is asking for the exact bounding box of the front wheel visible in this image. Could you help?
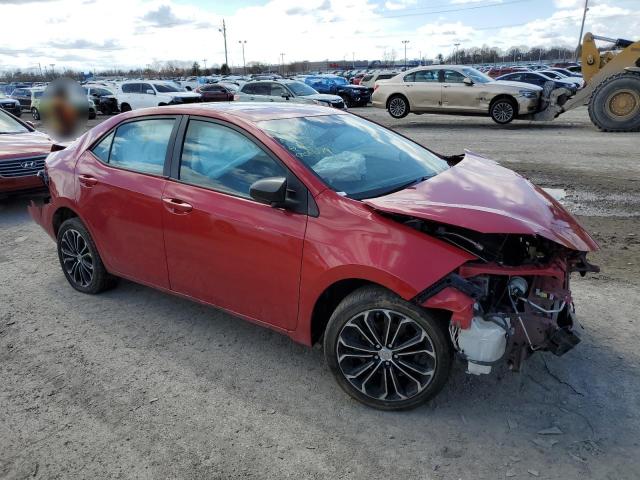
[31,108,40,120]
[57,218,117,294]
[324,286,452,410]
[490,98,516,124]
[387,95,409,119]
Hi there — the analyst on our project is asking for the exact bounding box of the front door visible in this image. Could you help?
[440,69,481,111]
[76,116,179,288]
[162,118,307,330]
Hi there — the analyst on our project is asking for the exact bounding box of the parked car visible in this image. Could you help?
[116,81,201,111]
[304,75,371,107]
[236,80,346,109]
[0,109,52,197]
[10,87,33,110]
[539,70,584,89]
[83,85,119,115]
[548,67,583,78]
[0,93,22,117]
[495,72,578,96]
[195,84,235,102]
[372,66,542,124]
[29,103,597,410]
[360,72,398,93]
[29,87,45,120]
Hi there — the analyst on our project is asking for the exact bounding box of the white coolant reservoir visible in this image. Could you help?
[457,316,508,375]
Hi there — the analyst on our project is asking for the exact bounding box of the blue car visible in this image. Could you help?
[303,75,370,107]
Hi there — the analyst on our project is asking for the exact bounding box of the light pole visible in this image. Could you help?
[577,0,589,60]
[50,64,55,77]
[402,40,409,69]
[218,19,228,67]
[202,59,207,71]
[280,53,285,76]
[238,41,247,75]
[454,43,460,64]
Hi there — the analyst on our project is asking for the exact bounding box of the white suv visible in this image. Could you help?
[116,81,201,111]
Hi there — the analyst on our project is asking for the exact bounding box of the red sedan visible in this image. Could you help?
[195,84,235,102]
[0,109,52,197]
[29,103,598,410]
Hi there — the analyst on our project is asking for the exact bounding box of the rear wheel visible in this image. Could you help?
[588,72,640,132]
[490,97,517,124]
[387,95,409,119]
[120,103,131,112]
[31,108,40,120]
[324,286,452,410]
[57,218,117,294]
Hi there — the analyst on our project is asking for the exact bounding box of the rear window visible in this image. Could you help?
[362,75,373,82]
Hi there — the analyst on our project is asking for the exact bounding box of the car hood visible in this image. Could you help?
[362,151,597,252]
[487,81,542,91]
[306,93,344,102]
[0,98,19,105]
[171,92,201,98]
[0,131,53,160]
[340,85,368,91]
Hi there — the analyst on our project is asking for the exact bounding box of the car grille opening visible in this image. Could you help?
[0,156,46,178]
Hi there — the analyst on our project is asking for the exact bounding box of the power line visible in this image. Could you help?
[378,0,533,20]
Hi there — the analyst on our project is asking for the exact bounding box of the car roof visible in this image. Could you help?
[127,102,347,123]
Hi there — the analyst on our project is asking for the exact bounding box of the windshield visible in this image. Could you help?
[0,110,29,134]
[259,114,449,199]
[154,83,181,92]
[287,81,318,96]
[461,67,493,84]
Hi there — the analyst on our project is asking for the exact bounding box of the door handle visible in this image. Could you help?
[78,174,98,187]
[162,197,193,214]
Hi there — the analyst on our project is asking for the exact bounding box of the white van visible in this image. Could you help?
[116,81,201,111]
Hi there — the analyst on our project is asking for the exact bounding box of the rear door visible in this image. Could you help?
[161,117,308,330]
[76,115,180,288]
[403,71,441,112]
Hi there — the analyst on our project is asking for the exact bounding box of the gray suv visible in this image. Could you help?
[236,80,346,109]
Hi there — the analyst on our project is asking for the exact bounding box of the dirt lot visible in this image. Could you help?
[1,107,639,479]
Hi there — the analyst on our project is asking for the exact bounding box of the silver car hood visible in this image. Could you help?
[488,80,542,91]
[306,93,343,102]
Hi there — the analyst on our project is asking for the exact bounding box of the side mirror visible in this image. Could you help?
[25,120,35,128]
[463,77,474,86]
[281,92,291,100]
[146,89,156,95]
[249,177,288,207]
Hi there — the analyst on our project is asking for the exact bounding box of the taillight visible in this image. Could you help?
[374,83,379,91]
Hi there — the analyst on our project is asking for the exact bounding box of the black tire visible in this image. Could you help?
[120,103,131,112]
[31,108,40,120]
[340,95,353,108]
[387,94,409,119]
[323,286,452,410]
[57,218,117,294]
[490,97,517,124]
[588,71,640,132]
[89,111,96,120]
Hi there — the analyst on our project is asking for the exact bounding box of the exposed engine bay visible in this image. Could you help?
[395,214,600,375]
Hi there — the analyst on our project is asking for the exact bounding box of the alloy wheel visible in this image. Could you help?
[389,97,407,117]
[60,229,94,288]
[336,309,437,402]
[493,101,514,123]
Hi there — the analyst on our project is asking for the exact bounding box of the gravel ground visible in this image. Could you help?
[1,107,639,479]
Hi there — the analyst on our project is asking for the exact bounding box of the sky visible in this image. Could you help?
[0,0,637,72]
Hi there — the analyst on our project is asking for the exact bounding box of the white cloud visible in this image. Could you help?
[384,0,417,10]
[0,0,636,71]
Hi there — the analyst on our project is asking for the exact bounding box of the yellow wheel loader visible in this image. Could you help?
[535,33,640,132]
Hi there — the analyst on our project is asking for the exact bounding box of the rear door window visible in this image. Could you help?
[92,119,175,175]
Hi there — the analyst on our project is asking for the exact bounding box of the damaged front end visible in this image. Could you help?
[406,219,600,374]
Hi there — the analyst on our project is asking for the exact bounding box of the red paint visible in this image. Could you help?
[0,122,52,194]
[423,287,476,329]
[363,151,598,252]
[29,104,597,345]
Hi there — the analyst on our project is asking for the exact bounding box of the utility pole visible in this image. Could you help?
[280,53,285,76]
[402,40,409,69]
[50,64,55,77]
[352,52,355,69]
[202,59,207,71]
[219,19,228,67]
[238,41,247,75]
[454,43,460,64]
[576,0,589,60]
